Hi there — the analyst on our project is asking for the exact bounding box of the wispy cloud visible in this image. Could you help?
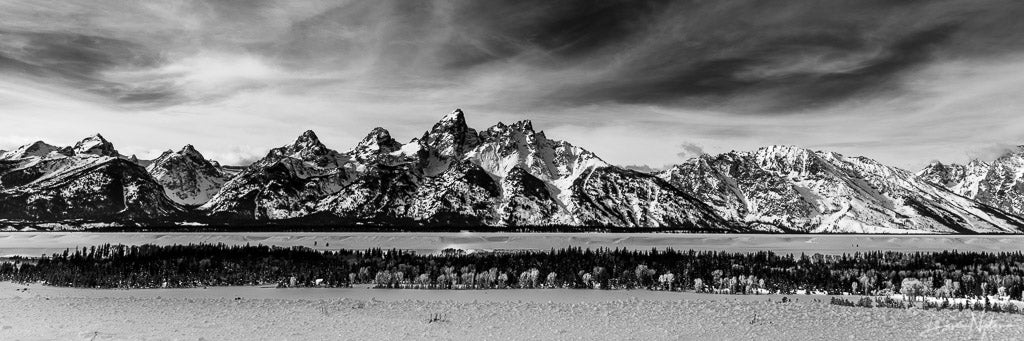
[1,0,1023,168]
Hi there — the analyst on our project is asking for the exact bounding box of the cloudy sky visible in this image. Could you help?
[2,1,1024,169]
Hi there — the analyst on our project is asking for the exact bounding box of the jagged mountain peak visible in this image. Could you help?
[356,127,397,148]
[353,127,401,157]
[181,144,201,156]
[7,107,1024,233]
[511,119,534,132]
[146,144,228,206]
[440,108,466,123]
[0,140,70,160]
[917,145,1024,218]
[750,145,833,175]
[0,156,183,220]
[755,145,816,158]
[426,109,474,136]
[418,109,481,170]
[483,120,536,135]
[25,140,53,149]
[73,133,118,157]
[264,130,337,163]
[423,108,471,137]
[662,145,1024,233]
[294,130,323,148]
[177,145,212,164]
[968,159,991,167]
[148,145,218,172]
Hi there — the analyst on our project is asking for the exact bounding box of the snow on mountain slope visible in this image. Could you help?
[467,119,606,217]
[0,136,180,220]
[0,141,72,161]
[498,167,562,226]
[316,116,506,225]
[570,166,733,229]
[350,127,404,166]
[313,110,729,229]
[405,160,501,225]
[416,109,481,176]
[0,158,181,220]
[315,163,421,221]
[146,145,230,206]
[73,134,119,157]
[2,108,1021,233]
[201,130,354,219]
[660,146,1024,233]
[1,135,139,190]
[917,160,990,198]
[917,147,1024,216]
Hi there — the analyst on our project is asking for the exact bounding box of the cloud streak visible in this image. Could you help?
[1,1,1024,169]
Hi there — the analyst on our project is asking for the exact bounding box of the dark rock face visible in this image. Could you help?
[417,109,482,176]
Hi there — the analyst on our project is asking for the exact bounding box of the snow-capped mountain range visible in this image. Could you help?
[1,109,1022,233]
[659,146,1024,233]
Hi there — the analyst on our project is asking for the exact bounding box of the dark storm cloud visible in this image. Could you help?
[226,0,1024,114]
[496,1,1012,112]
[5,0,1024,112]
[448,0,673,60]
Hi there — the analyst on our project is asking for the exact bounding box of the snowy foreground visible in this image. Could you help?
[1,283,1023,340]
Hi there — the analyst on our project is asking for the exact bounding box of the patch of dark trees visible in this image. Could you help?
[2,244,1024,303]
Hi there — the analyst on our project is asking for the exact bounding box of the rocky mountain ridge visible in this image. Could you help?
[0,109,1021,233]
[917,146,1024,218]
[659,146,1024,233]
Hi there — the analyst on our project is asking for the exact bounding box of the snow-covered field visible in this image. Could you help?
[4,232,1024,258]
[1,282,1022,340]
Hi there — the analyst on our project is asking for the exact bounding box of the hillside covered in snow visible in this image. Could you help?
[1,109,1022,233]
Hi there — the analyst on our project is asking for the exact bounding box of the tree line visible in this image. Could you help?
[2,244,1024,301]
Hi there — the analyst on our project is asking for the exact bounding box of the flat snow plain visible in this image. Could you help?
[5,232,1024,257]
[5,233,1024,340]
[2,282,1023,340]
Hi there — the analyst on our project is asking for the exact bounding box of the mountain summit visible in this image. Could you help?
[73,134,119,157]
[146,145,229,206]
[660,146,1024,233]
[917,147,1024,217]
[0,135,179,220]
[1,109,1023,233]
[0,141,71,160]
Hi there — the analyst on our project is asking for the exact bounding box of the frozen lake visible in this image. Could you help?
[4,232,1024,257]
